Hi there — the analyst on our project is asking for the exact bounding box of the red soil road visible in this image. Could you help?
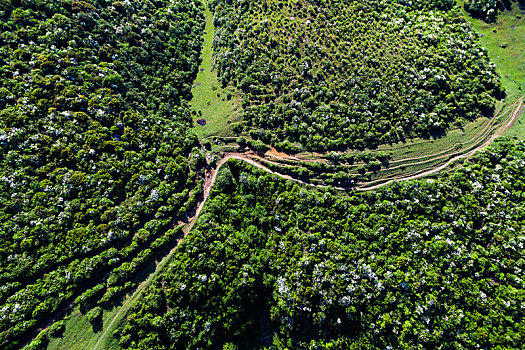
[29,100,523,349]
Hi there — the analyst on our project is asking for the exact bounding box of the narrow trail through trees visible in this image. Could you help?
[42,3,524,347]
[89,99,523,350]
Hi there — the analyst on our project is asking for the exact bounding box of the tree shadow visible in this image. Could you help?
[90,317,103,333]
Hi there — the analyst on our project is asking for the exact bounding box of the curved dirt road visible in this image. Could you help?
[74,99,523,350]
[358,99,523,190]
[198,98,522,202]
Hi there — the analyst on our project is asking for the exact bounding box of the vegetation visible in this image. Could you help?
[116,139,525,349]
[211,0,502,151]
[464,0,523,22]
[189,1,241,139]
[0,0,206,347]
[0,0,523,349]
[465,0,502,22]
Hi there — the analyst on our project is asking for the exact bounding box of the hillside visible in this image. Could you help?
[0,0,205,347]
[212,0,502,150]
[0,0,523,349]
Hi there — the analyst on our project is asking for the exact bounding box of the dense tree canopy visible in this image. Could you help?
[0,0,205,347]
[118,139,525,349]
[211,0,502,151]
[0,0,522,349]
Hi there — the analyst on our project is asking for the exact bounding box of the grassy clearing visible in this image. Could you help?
[190,2,241,140]
[46,304,120,350]
[457,1,525,138]
[369,99,517,182]
[459,1,524,94]
[382,116,493,162]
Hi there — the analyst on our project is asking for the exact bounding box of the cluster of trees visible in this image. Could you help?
[117,139,525,349]
[464,0,523,22]
[463,0,525,22]
[210,0,502,151]
[465,0,501,22]
[0,0,207,347]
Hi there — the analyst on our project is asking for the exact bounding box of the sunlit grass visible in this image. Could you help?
[457,1,525,138]
[189,2,242,140]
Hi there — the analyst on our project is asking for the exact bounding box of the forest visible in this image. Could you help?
[117,139,525,349]
[211,0,503,151]
[0,0,207,347]
[0,0,523,349]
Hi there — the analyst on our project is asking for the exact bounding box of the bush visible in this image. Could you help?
[86,306,102,324]
[464,0,500,22]
[48,321,66,338]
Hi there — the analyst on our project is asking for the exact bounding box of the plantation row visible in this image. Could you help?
[211,0,502,151]
[117,140,525,349]
[0,0,206,347]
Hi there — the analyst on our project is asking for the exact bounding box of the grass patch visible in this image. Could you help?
[190,2,242,140]
[380,115,494,162]
[458,1,525,138]
[46,304,121,350]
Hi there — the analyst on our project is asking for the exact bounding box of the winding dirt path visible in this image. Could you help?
[357,99,523,190]
[193,98,522,201]
[34,99,523,350]
[215,99,524,193]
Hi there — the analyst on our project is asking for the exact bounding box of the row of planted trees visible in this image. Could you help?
[0,0,209,348]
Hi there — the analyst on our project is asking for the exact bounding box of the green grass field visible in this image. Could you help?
[46,304,121,350]
[189,2,241,140]
[457,1,525,138]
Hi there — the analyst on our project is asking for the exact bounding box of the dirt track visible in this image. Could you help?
[38,100,523,350]
[190,100,524,220]
[212,100,524,192]
[358,99,523,190]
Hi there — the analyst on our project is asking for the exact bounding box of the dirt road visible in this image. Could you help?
[40,100,523,350]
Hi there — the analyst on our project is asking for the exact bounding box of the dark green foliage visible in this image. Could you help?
[47,320,65,338]
[118,140,525,349]
[0,0,205,346]
[464,0,523,22]
[211,0,502,150]
[86,306,102,324]
[464,0,500,22]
